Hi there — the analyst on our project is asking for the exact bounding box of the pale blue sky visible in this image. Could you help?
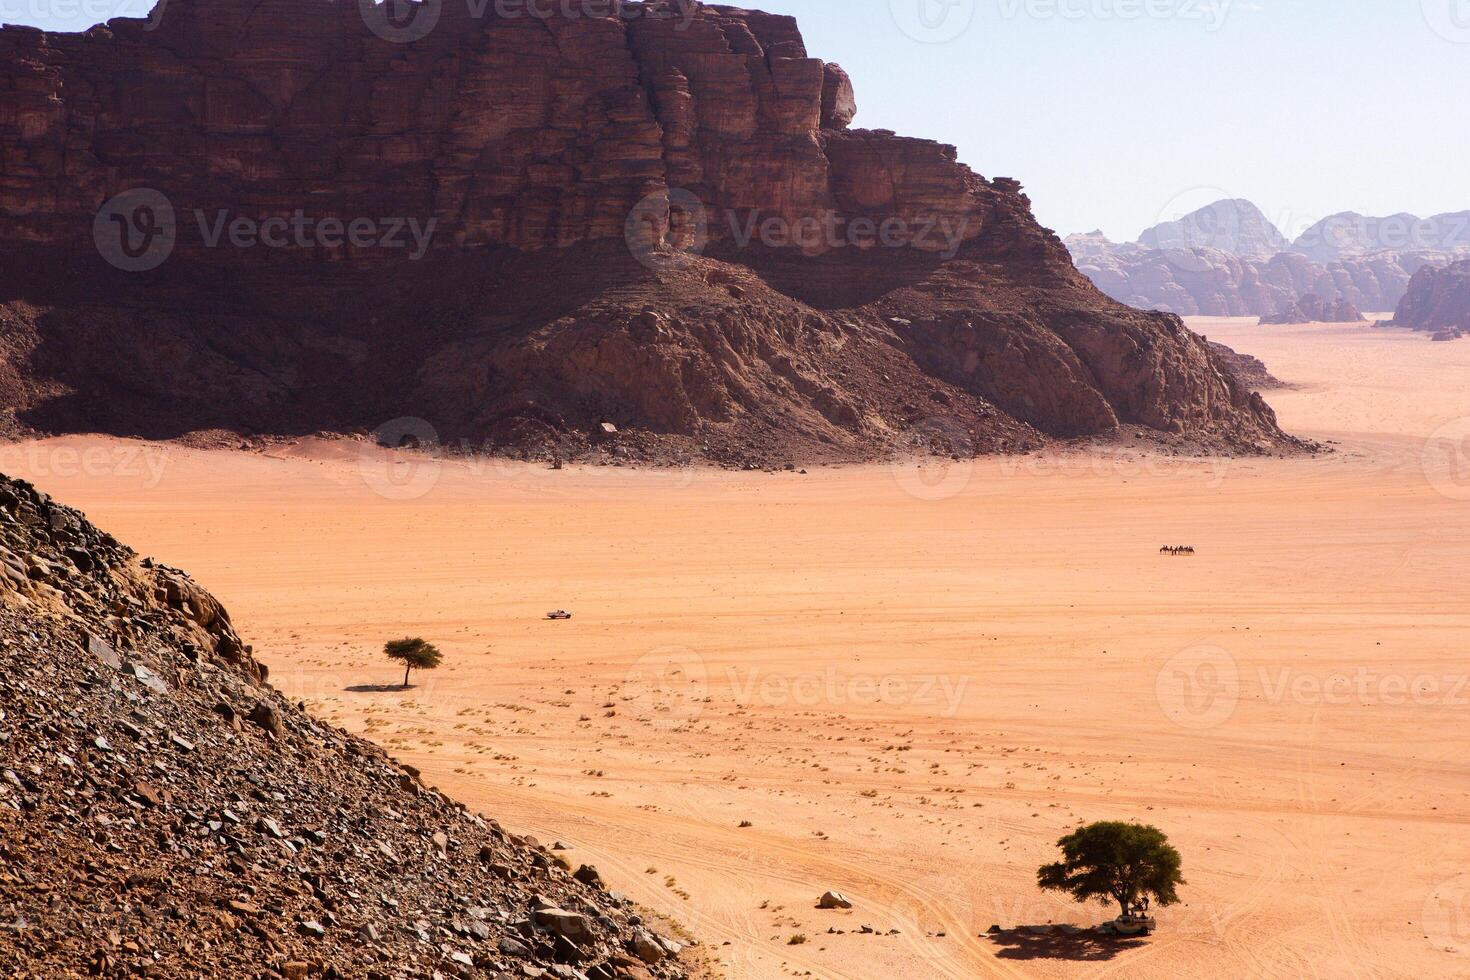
[8,0,1466,240]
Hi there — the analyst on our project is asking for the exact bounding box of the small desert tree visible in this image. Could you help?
[384,637,442,689]
[1037,821,1184,919]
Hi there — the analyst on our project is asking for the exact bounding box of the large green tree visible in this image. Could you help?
[1037,821,1184,919]
[384,637,443,689]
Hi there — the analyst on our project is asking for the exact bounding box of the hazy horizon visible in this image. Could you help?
[6,0,1467,241]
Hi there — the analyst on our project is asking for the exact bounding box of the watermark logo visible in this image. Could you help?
[996,0,1232,32]
[93,194,439,269]
[194,210,437,260]
[890,0,976,44]
[358,0,699,45]
[1294,211,1470,255]
[359,0,442,43]
[0,442,171,489]
[725,666,970,716]
[1423,0,1470,44]
[623,192,970,269]
[1257,667,1467,708]
[94,188,176,272]
[1424,874,1470,955]
[358,417,443,501]
[890,415,976,501]
[624,187,709,273]
[472,0,699,28]
[0,0,161,31]
[620,646,708,731]
[995,450,1233,488]
[1156,644,1239,730]
[1422,417,1470,501]
[727,210,969,258]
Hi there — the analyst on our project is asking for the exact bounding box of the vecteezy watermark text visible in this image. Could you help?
[0,0,150,26]
[997,0,1233,31]
[726,665,971,716]
[467,0,696,24]
[195,210,437,260]
[618,647,972,730]
[0,442,171,489]
[726,210,970,257]
[358,0,698,44]
[624,188,972,271]
[94,189,438,270]
[1257,668,1468,708]
[1158,644,1469,731]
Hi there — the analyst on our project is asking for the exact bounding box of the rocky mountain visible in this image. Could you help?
[0,470,698,978]
[1068,204,1470,319]
[1260,294,1366,325]
[1137,199,1288,262]
[0,0,1292,462]
[1391,260,1470,339]
[1292,211,1470,263]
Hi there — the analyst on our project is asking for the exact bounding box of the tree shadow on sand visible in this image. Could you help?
[345,684,415,693]
[987,927,1147,961]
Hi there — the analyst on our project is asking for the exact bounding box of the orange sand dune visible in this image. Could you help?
[6,318,1470,979]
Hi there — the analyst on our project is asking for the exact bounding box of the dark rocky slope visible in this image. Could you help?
[0,472,698,978]
[0,0,1292,462]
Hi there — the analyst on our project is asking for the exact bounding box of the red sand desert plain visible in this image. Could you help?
[7,318,1469,979]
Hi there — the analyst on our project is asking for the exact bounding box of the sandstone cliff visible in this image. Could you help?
[1391,260,1470,337]
[1261,294,1366,325]
[0,0,1292,461]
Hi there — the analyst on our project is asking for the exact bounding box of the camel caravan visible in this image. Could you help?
[1159,546,1197,556]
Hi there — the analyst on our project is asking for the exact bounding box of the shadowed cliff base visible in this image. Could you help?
[0,240,1304,466]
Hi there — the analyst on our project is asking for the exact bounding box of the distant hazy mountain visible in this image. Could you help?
[1292,211,1470,263]
[1138,199,1289,262]
[1067,200,1470,318]
[1063,230,1113,255]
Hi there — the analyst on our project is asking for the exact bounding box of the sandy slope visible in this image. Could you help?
[6,319,1470,979]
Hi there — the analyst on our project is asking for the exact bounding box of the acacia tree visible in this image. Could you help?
[384,637,443,689]
[1037,821,1184,919]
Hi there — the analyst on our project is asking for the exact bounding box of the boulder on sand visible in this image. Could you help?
[817,891,853,909]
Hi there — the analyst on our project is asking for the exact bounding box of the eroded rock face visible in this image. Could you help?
[1207,342,1285,391]
[0,1,945,261]
[0,0,1292,460]
[821,62,857,130]
[1261,294,1366,325]
[1392,260,1470,334]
